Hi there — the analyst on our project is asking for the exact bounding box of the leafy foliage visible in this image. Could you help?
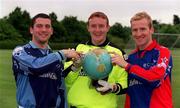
[0,7,180,49]
[0,19,22,42]
[7,7,31,42]
[173,15,180,25]
[61,16,89,42]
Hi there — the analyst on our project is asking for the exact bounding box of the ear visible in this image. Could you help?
[150,26,154,34]
[107,25,110,31]
[30,27,33,34]
[51,28,53,35]
[87,25,90,32]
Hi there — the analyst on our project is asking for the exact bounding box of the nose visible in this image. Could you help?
[94,26,101,32]
[41,26,47,31]
[136,30,141,36]
[134,29,142,37]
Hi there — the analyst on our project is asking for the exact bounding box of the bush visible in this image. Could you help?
[108,36,126,49]
[0,41,25,49]
[49,42,78,50]
[0,41,78,50]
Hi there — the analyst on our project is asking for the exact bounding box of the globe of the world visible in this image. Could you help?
[82,48,113,80]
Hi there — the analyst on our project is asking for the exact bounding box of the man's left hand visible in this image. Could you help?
[96,80,117,94]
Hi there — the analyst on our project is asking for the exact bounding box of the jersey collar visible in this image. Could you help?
[132,40,158,58]
[86,38,110,47]
[134,40,157,52]
[29,41,51,49]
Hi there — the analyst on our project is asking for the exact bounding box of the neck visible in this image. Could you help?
[92,38,106,46]
[139,40,152,50]
[32,40,48,49]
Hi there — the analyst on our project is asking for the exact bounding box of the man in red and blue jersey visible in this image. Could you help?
[111,11,173,108]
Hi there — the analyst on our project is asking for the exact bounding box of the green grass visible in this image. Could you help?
[171,49,180,108]
[0,49,180,107]
[0,50,16,107]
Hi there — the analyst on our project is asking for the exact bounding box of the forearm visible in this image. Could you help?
[126,64,166,81]
[110,66,128,94]
[13,47,66,75]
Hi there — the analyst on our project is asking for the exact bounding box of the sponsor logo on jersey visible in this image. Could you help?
[39,73,57,79]
[129,79,142,86]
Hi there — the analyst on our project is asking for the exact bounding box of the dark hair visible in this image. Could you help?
[88,11,109,26]
[30,13,51,27]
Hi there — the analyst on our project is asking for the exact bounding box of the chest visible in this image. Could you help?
[128,50,159,70]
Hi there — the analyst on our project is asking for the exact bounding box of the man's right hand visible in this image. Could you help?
[71,57,83,71]
[110,52,128,68]
[62,49,81,60]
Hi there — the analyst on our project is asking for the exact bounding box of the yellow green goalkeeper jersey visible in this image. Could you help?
[65,40,127,108]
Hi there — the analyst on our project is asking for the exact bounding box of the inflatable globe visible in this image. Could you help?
[82,48,113,80]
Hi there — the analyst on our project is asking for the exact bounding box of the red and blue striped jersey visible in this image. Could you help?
[125,40,173,108]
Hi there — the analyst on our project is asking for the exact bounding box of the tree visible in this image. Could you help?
[159,24,178,34]
[7,7,31,42]
[61,16,89,42]
[173,15,180,25]
[51,21,68,42]
[49,12,58,23]
[156,24,179,47]
[109,23,130,42]
[49,12,68,42]
[0,19,22,41]
[153,20,161,33]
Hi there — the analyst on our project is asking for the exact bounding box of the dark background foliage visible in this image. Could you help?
[0,7,180,49]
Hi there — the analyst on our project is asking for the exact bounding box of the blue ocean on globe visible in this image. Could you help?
[82,48,113,80]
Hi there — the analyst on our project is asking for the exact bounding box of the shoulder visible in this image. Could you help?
[76,43,86,47]
[12,46,24,56]
[107,43,126,55]
[156,44,171,57]
[159,45,170,53]
[12,43,30,56]
[76,43,86,49]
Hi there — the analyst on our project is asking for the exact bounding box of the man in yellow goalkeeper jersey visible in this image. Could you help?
[64,11,128,108]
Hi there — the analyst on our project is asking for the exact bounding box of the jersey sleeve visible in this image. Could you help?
[110,65,128,94]
[107,47,128,94]
[12,46,66,75]
[64,44,83,91]
[126,47,172,83]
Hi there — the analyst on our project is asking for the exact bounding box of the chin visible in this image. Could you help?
[39,40,48,44]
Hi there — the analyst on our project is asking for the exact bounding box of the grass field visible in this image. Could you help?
[0,49,180,108]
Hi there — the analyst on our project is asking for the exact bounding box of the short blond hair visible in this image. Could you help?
[130,11,153,28]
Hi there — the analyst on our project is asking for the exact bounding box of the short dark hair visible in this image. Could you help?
[88,12,109,26]
[30,13,51,27]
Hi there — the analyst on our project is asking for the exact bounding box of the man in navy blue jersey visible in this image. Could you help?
[12,13,80,108]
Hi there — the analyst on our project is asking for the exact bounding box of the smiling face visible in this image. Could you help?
[88,17,110,45]
[130,12,154,50]
[30,17,53,48]
[87,12,110,46]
